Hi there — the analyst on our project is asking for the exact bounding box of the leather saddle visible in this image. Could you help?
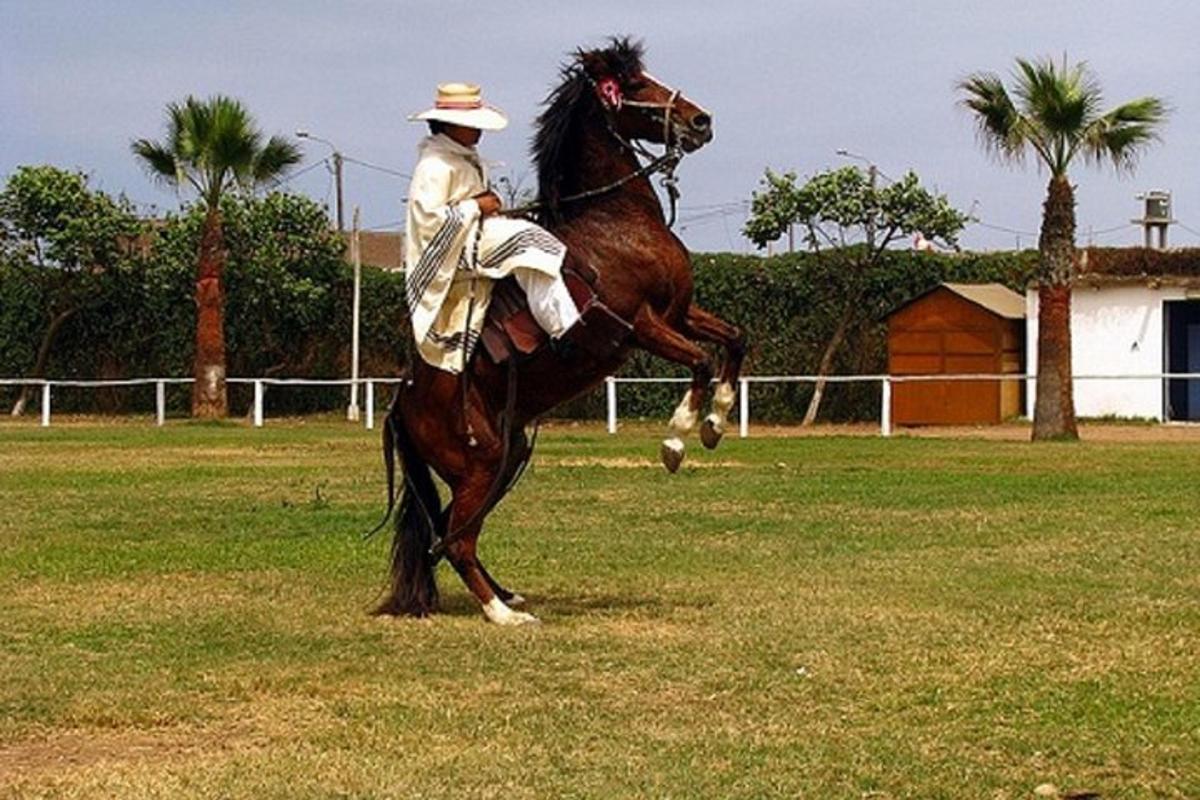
[480,258,633,364]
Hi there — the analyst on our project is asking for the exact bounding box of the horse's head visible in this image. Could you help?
[577,38,713,153]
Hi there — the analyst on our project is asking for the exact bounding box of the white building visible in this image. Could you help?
[1026,258,1200,421]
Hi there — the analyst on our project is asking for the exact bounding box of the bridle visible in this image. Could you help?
[501,69,693,226]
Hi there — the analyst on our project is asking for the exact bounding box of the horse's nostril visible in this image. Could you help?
[691,113,711,132]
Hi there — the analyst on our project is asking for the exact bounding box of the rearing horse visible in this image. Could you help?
[378,38,745,624]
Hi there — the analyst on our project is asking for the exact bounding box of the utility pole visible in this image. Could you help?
[333,151,345,233]
[347,206,362,422]
[296,129,345,233]
[836,149,879,250]
[866,163,877,251]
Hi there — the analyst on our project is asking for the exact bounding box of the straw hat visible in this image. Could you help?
[408,83,508,131]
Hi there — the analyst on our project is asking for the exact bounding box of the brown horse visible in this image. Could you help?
[377,38,745,624]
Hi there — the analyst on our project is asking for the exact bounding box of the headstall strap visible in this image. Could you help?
[590,72,686,228]
[499,70,689,225]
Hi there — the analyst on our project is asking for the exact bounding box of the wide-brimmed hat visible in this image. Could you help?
[408,83,508,131]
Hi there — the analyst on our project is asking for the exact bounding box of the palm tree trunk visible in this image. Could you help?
[1032,175,1078,441]
[802,303,854,426]
[192,206,228,418]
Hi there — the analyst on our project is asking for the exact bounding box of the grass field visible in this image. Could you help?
[0,419,1197,799]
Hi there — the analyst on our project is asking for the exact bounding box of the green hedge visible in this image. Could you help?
[1,190,409,415]
[1,179,1037,420]
[592,248,1037,422]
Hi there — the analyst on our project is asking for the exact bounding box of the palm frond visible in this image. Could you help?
[1079,96,1169,171]
[252,136,303,184]
[134,93,308,205]
[130,139,179,184]
[957,72,1028,163]
[199,96,249,174]
[1013,57,1102,138]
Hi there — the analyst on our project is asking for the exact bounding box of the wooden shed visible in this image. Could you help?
[886,283,1025,425]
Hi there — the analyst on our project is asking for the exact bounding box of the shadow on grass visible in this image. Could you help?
[433,588,706,619]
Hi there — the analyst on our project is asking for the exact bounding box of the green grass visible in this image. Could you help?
[0,419,1197,798]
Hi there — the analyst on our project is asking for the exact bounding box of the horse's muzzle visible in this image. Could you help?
[678,122,713,153]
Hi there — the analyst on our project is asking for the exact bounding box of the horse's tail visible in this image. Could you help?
[373,397,441,617]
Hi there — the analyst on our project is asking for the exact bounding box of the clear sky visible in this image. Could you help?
[3,1,1198,253]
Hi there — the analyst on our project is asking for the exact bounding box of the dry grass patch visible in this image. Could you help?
[1,421,1197,798]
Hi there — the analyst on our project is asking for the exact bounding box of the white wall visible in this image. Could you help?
[1026,285,1184,420]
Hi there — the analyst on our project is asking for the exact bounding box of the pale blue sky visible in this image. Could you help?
[3,1,1198,252]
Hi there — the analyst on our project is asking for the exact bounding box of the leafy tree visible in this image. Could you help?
[744,165,967,423]
[959,57,1167,440]
[0,165,143,415]
[132,95,300,417]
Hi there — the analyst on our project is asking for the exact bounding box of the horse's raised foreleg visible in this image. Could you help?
[633,308,714,473]
[683,305,746,449]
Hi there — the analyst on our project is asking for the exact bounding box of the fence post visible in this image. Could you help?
[155,381,166,427]
[41,383,51,428]
[605,376,617,434]
[739,377,749,438]
[253,380,264,428]
[365,380,374,430]
[880,376,892,437]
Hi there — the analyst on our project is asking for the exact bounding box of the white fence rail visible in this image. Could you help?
[4,373,1200,434]
[0,377,404,430]
[603,373,1200,438]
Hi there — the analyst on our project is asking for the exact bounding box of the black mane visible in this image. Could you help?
[531,37,645,223]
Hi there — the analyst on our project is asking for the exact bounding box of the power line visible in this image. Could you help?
[968,219,1037,237]
[270,157,330,190]
[364,219,404,231]
[1176,221,1200,239]
[678,200,749,211]
[342,156,411,180]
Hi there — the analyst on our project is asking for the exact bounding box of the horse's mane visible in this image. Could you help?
[532,37,645,223]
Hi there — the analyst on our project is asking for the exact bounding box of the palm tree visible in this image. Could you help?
[132,95,300,417]
[959,57,1167,440]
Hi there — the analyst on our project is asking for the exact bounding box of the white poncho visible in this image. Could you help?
[404,133,565,373]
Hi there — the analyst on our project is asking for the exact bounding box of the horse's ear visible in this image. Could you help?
[576,51,624,109]
[595,76,623,109]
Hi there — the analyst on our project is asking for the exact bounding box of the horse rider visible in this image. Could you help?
[405,82,582,374]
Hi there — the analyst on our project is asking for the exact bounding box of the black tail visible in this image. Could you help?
[373,401,441,617]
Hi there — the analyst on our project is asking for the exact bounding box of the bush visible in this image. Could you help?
[605,249,1037,422]
[0,167,1038,421]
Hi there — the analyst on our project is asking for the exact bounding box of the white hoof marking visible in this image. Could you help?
[483,597,540,626]
[669,390,699,433]
[712,381,736,416]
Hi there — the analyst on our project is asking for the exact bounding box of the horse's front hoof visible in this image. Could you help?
[699,415,724,450]
[660,438,685,473]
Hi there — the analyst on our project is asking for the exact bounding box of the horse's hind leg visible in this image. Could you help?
[444,502,522,604]
[684,305,746,449]
[473,429,531,607]
[480,564,525,607]
[444,432,538,625]
[632,308,714,473]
